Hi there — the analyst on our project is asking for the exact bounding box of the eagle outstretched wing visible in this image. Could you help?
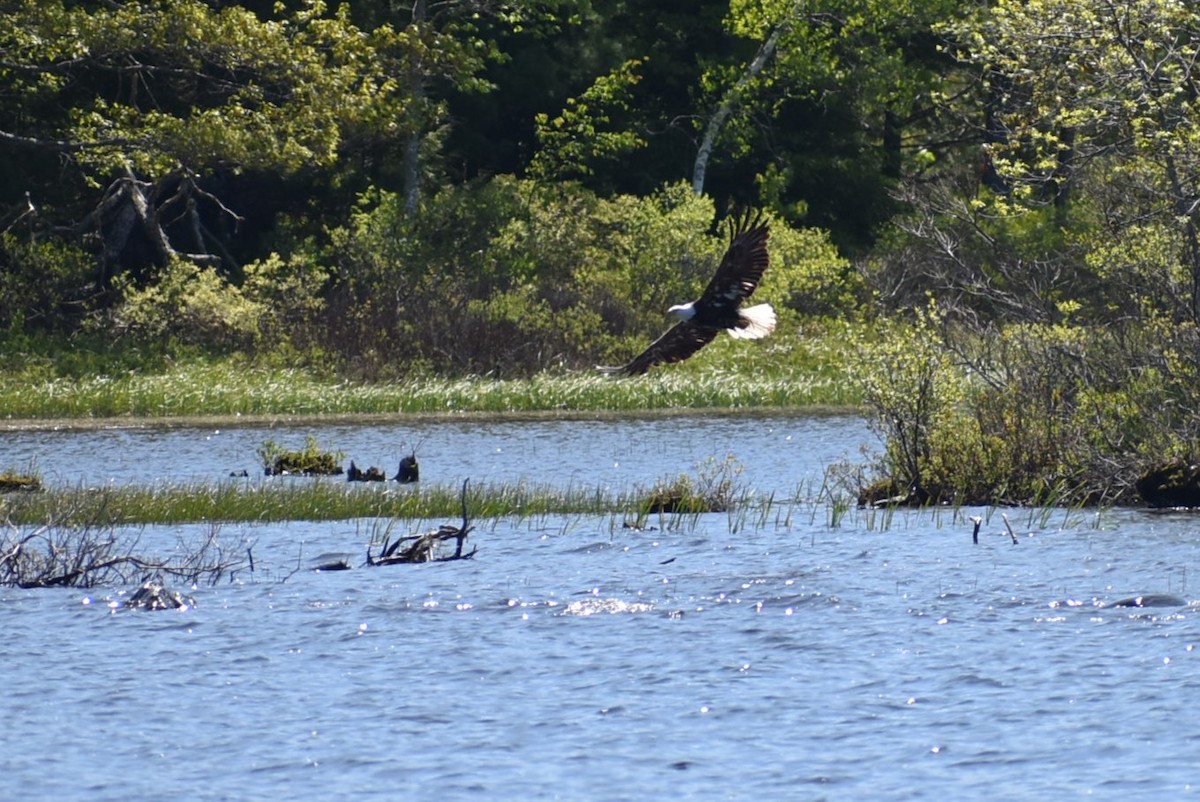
[698,209,770,310]
[598,209,770,377]
[597,321,718,377]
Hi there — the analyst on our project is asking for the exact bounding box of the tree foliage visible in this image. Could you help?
[318,177,848,377]
[0,0,488,294]
[944,0,1200,325]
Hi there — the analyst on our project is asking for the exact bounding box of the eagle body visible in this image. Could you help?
[599,210,775,376]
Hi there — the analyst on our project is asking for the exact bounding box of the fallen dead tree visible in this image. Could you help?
[367,479,476,565]
[0,520,241,589]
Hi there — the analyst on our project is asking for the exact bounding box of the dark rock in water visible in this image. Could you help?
[1103,594,1187,609]
[394,455,419,483]
[310,552,354,571]
[124,579,195,611]
[311,559,353,571]
[1136,460,1200,507]
[229,469,249,478]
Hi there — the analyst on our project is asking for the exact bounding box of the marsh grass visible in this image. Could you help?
[2,469,847,529]
[0,322,864,422]
[0,470,1111,547]
[0,365,856,420]
[0,478,667,526]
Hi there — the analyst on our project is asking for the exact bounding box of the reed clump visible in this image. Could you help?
[258,435,344,476]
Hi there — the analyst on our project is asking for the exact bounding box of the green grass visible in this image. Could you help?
[1,476,1109,535]
[0,321,867,422]
[0,477,788,526]
[0,460,857,529]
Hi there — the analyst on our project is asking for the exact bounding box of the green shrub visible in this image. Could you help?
[759,224,866,318]
[241,252,329,348]
[856,302,1200,505]
[318,176,852,377]
[853,306,961,500]
[113,258,263,351]
[0,234,96,332]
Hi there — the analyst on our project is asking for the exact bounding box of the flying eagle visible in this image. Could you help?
[598,210,775,376]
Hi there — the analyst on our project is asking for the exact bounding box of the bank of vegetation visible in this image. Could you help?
[4,1,1200,508]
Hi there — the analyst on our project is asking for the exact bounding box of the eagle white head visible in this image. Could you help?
[667,302,696,321]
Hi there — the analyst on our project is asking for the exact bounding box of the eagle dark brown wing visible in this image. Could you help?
[697,209,770,311]
[597,321,719,376]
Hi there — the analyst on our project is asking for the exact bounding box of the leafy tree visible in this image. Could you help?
[0,0,415,289]
[528,58,647,183]
[365,0,562,215]
[945,0,1200,325]
[691,0,965,244]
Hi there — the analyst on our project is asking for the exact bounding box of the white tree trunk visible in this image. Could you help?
[691,3,800,196]
[404,0,428,217]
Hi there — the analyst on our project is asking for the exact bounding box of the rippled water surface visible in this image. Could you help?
[3,415,1200,800]
[1,413,860,496]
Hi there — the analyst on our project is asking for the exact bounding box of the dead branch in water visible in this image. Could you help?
[1001,513,1020,545]
[0,518,242,589]
[368,478,476,565]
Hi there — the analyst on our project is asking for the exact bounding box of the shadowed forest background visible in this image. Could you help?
[5,0,1200,506]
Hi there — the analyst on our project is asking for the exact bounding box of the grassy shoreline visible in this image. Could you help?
[0,321,867,424]
[0,402,861,432]
[1,361,862,432]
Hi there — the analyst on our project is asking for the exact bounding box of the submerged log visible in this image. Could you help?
[307,551,355,572]
[367,479,475,565]
[856,478,931,508]
[1102,594,1188,609]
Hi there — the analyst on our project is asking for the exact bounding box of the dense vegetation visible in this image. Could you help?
[4,0,1200,506]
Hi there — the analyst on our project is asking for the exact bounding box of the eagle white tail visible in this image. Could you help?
[728,303,776,340]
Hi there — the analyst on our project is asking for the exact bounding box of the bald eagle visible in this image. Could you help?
[598,210,775,376]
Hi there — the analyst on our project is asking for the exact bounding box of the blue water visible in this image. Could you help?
[0,412,861,497]
[3,415,1200,799]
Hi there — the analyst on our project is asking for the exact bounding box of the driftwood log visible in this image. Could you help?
[367,479,476,565]
[2,523,237,589]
